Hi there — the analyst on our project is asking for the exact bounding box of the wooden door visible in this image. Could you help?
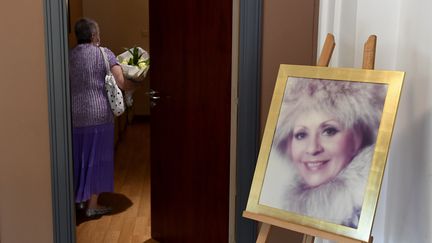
[149,1,232,242]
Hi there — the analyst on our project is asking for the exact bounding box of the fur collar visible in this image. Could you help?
[282,145,374,228]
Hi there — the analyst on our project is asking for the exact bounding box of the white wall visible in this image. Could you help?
[319,0,432,242]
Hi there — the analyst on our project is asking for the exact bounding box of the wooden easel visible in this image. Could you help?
[252,33,377,243]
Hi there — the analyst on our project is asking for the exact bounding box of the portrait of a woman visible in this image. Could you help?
[259,77,387,228]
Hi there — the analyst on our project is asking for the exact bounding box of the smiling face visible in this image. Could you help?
[288,110,362,188]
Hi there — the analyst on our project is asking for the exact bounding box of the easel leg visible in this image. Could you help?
[316,33,335,67]
[300,34,335,243]
[302,234,315,243]
[362,35,377,69]
[256,223,272,243]
[254,34,377,243]
[363,37,376,243]
[361,36,377,243]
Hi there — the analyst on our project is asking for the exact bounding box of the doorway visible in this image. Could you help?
[67,0,152,241]
[46,0,262,242]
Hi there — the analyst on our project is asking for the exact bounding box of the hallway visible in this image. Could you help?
[76,120,151,243]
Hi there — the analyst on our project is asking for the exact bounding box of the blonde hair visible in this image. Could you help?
[274,77,387,155]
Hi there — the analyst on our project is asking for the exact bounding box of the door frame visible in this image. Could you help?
[44,0,261,242]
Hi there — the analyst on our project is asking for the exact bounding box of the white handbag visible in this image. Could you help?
[99,47,125,116]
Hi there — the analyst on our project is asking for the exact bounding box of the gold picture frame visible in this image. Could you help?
[244,64,404,242]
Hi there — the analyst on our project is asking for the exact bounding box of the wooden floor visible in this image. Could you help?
[76,120,151,243]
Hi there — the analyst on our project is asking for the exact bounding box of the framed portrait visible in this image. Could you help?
[244,65,404,242]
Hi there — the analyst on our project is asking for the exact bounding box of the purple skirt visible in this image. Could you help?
[73,123,114,203]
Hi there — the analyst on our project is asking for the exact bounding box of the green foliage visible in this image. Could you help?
[122,46,150,67]
[124,47,142,65]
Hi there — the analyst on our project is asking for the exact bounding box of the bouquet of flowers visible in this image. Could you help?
[116,47,150,106]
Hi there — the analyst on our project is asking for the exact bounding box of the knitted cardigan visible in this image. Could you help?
[69,44,118,127]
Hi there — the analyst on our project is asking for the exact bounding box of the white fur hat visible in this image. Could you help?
[273,77,387,155]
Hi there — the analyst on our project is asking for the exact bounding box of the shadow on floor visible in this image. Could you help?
[75,192,133,225]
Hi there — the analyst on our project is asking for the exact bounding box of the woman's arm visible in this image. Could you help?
[111,65,140,91]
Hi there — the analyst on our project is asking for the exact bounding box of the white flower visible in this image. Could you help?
[138,62,147,69]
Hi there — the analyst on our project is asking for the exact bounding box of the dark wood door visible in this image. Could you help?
[149,1,232,242]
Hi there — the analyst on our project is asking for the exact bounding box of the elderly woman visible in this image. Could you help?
[70,18,138,217]
[260,77,387,228]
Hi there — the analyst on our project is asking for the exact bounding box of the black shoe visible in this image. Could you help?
[85,206,113,217]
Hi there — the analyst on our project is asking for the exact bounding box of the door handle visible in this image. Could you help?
[147,89,160,107]
[147,89,160,100]
[146,89,159,96]
[150,95,160,101]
